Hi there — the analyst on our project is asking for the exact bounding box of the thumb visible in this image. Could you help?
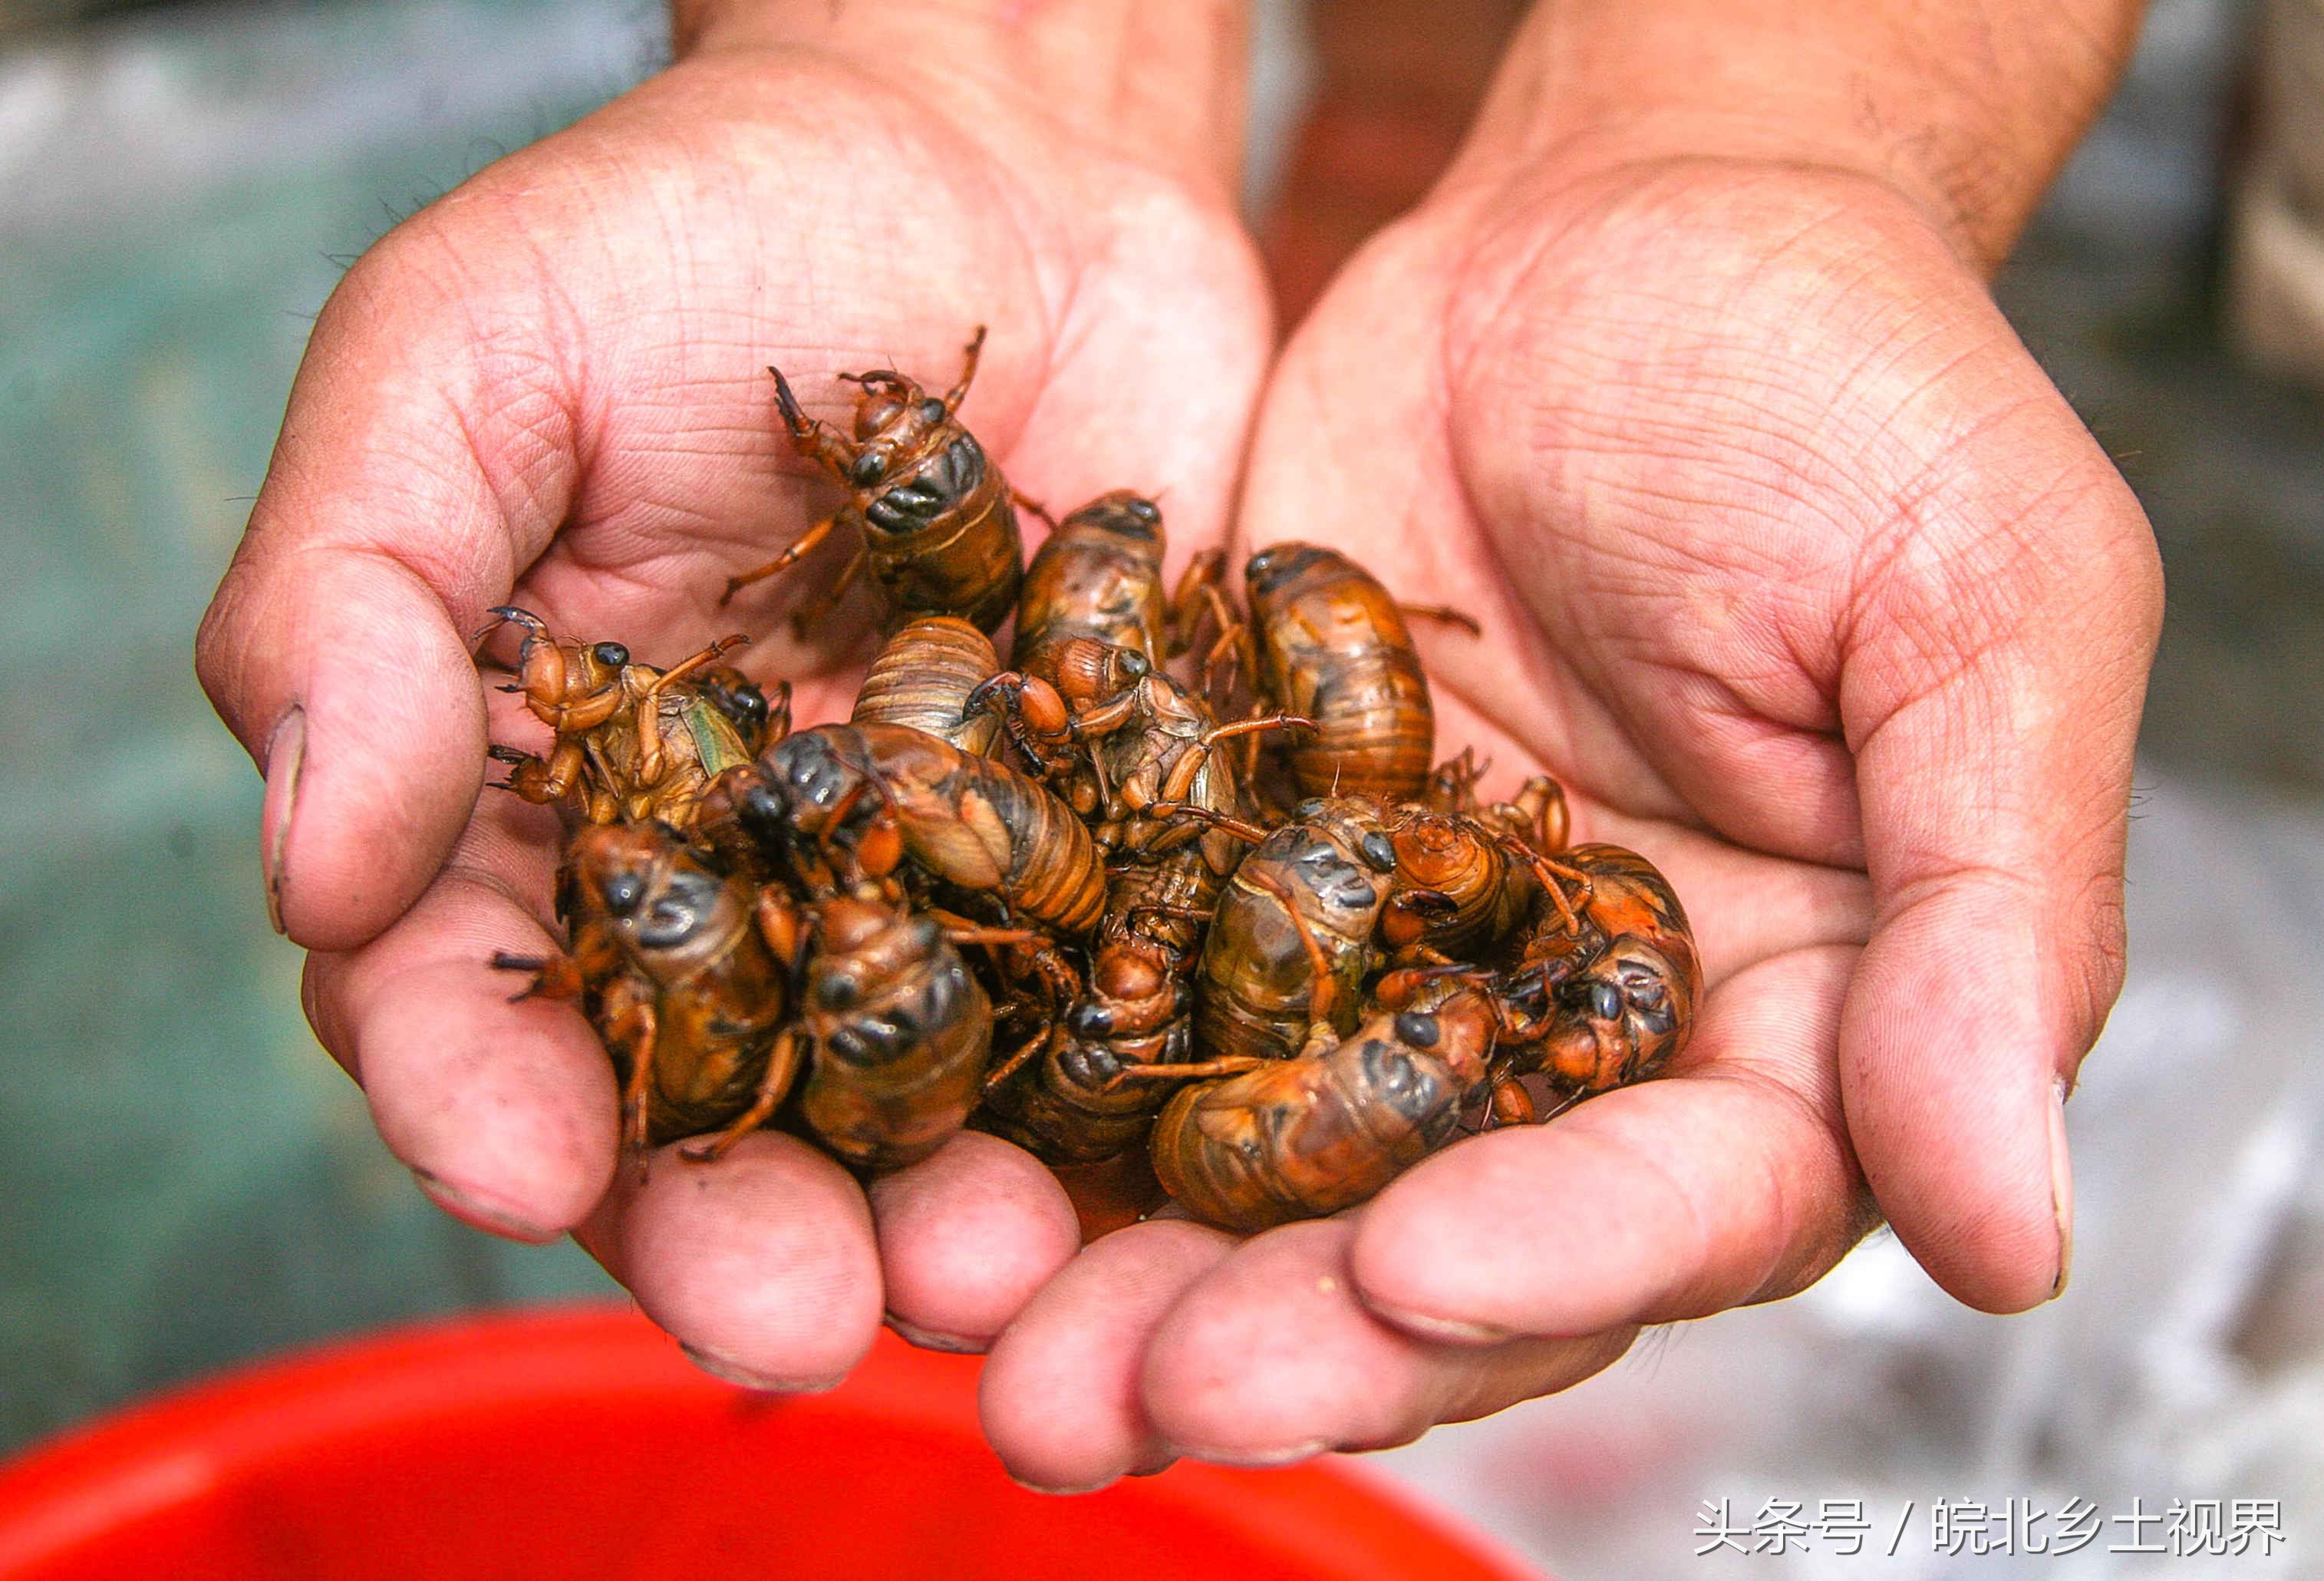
[196,229,573,950]
[1839,441,2161,1312]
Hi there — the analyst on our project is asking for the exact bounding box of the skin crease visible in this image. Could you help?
[193,0,2162,1490]
[979,1,2158,1491]
[199,2,1269,1390]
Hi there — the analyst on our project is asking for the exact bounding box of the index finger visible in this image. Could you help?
[1350,945,1874,1342]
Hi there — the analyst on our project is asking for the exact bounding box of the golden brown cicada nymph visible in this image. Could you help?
[480,607,776,830]
[496,822,799,1160]
[1192,799,1396,1068]
[458,326,1705,1241]
[798,895,993,1171]
[724,327,1024,633]
[850,616,1004,757]
[1014,490,1171,678]
[1150,982,1500,1233]
[1246,543,1434,804]
[699,722,1106,937]
[1493,843,1700,1098]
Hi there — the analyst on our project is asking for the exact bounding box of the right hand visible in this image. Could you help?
[194,0,1269,1390]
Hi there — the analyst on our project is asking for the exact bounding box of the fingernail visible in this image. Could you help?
[885,1314,987,1355]
[411,1167,558,1244]
[260,705,305,936]
[1007,1473,1116,1497]
[1356,1297,1509,1345]
[679,1343,846,1395]
[1160,1437,1330,1469]
[2048,1078,2074,1301]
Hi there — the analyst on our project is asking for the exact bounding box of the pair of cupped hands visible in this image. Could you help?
[195,2,2160,1491]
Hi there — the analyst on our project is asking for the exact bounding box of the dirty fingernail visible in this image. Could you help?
[1162,1437,1330,1469]
[680,1343,846,1395]
[2048,1078,2074,1301]
[261,705,305,935]
[1356,1297,1509,1345]
[1007,1473,1116,1497]
[411,1167,558,1244]
[885,1313,987,1355]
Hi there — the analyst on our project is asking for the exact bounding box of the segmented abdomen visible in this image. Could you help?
[1016,490,1169,679]
[851,616,1002,755]
[845,723,1107,936]
[1247,543,1432,803]
[1151,1016,1466,1232]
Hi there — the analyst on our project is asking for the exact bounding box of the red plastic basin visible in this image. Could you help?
[0,1302,1538,1580]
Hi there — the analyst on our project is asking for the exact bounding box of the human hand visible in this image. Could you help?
[195,0,1268,1389]
[981,0,2161,1487]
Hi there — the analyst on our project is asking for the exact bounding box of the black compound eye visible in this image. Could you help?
[849,450,886,486]
[1394,1012,1439,1048]
[918,398,947,423]
[1360,832,1398,873]
[602,872,644,916]
[1119,651,1150,678]
[1126,497,1159,523]
[816,974,861,1011]
[1068,1002,1114,1038]
[591,642,629,668]
[1589,980,1623,1022]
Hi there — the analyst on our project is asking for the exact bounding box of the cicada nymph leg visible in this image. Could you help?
[720,361,861,606]
[679,1027,806,1163]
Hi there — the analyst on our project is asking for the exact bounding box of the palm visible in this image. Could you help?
[1246,161,1972,972]
[411,49,1264,701]
[977,159,2157,1485]
[201,45,1269,1385]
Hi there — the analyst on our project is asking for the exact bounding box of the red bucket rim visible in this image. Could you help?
[0,1302,1542,1580]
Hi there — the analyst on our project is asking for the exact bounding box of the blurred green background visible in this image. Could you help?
[0,0,658,1450]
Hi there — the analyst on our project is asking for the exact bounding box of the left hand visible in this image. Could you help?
[976,28,2161,1490]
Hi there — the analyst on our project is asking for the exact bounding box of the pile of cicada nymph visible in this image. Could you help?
[479,328,1701,1234]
